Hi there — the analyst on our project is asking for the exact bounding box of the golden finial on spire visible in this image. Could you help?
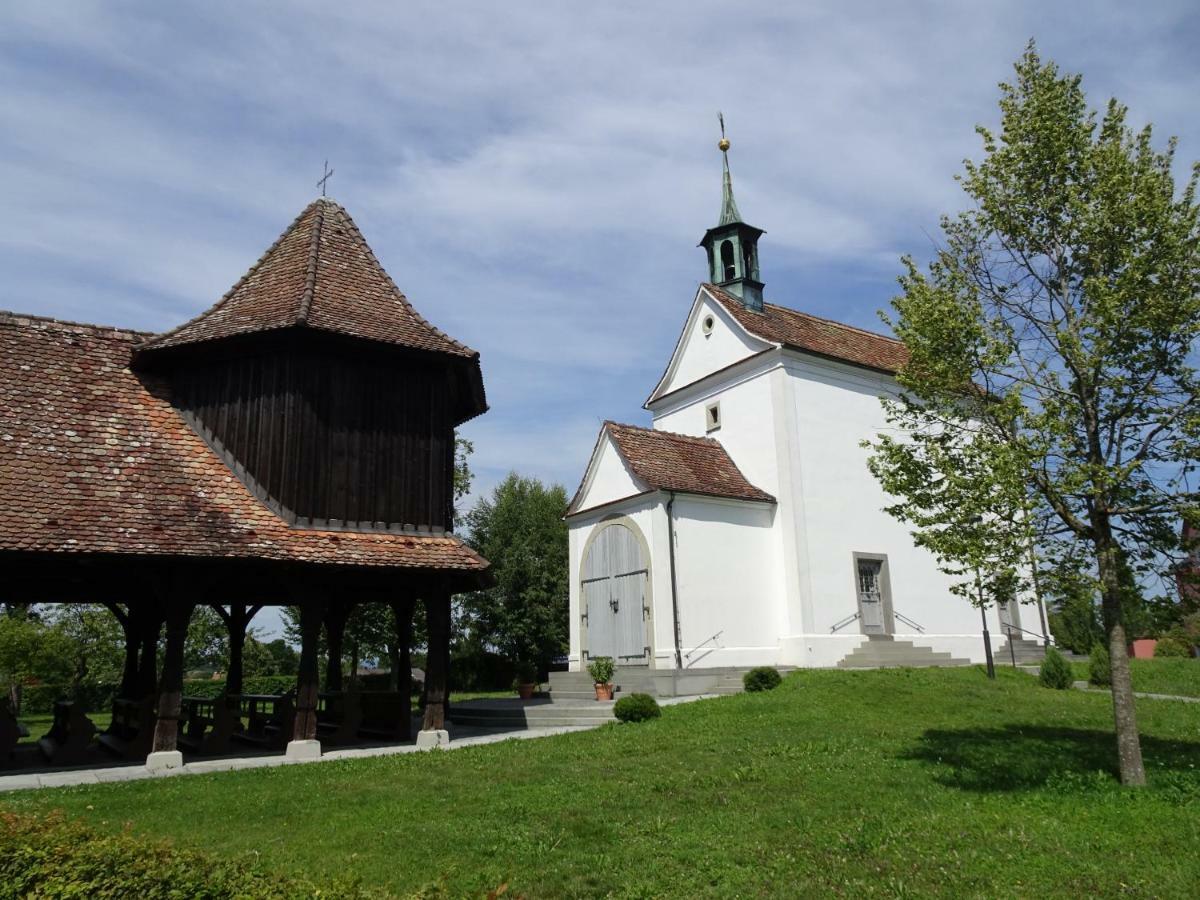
[718,111,730,152]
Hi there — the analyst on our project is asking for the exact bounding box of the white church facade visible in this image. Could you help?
[565,138,1046,673]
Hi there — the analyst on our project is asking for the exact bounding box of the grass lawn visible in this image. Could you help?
[1070,657,1200,698]
[4,667,1199,897]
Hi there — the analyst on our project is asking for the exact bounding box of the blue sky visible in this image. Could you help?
[4,2,1198,636]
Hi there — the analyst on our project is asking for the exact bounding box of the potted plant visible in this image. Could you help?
[514,661,539,700]
[588,656,615,701]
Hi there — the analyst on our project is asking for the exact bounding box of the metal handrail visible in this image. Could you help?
[893,611,925,633]
[1000,622,1054,646]
[830,612,861,633]
[684,629,724,662]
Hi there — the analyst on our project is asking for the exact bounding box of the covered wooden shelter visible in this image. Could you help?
[0,197,490,766]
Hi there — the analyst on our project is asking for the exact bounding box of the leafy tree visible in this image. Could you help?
[865,44,1200,785]
[453,435,474,526]
[0,611,74,714]
[461,473,569,673]
[46,604,125,690]
[183,606,230,674]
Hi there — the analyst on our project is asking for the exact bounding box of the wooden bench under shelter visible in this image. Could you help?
[98,695,157,760]
[178,694,240,755]
[1,704,28,768]
[38,700,96,766]
[230,692,296,751]
[316,691,364,745]
[0,196,494,769]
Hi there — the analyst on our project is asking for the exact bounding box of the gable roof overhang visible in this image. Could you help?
[646,284,909,409]
[566,420,774,518]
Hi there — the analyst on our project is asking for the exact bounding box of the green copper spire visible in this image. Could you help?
[699,113,765,311]
[717,112,742,225]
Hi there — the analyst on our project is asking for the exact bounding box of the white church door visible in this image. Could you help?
[854,554,894,636]
[581,522,650,666]
[997,597,1021,638]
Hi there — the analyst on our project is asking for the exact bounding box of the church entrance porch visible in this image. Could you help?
[580,521,651,666]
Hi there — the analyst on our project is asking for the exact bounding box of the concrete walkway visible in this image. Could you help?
[1072,681,1200,703]
[0,694,713,794]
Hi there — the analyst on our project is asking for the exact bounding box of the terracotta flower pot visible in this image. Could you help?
[517,682,536,700]
[595,682,614,701]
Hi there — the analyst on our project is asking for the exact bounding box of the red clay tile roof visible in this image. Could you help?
[706,283,909,374]
[567,421,774,515]
[139,198,476,359]
[0,312,488,575]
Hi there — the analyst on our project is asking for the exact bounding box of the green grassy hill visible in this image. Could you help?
[5,667,1199,897]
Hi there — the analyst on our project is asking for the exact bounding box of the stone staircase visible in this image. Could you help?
[448,665,789,730]
[837,636,970,668]
[995,636,1047,665]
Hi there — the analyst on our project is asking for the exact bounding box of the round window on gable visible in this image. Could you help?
[701,314,715,337]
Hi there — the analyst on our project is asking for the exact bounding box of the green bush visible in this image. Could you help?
[1039,647,1074,690]
[613,692,661,723]
[450,648,518,692]
[587,656,615,684]
[743,667,783,692]
[180,675,297,699]
[1154,631,1195,658]
[1088,643,1111,687]
[0,811,383,899]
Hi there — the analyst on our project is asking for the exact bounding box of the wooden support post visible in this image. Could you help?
[389,598,414,740]
[324,604,351,693]
[136,605,164,699]
[213,604,261,696]
[151,601,195,754]
[293,600,323,743]
[421,591,450,733]
[102,602,138,699]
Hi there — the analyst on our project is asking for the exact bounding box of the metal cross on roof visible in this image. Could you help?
[316,160,334,197]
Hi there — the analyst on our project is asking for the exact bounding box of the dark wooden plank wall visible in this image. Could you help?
[175,346,453,528]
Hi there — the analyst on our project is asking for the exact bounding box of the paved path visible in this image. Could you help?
[1072,681,1200,703]
[0,693,714,794]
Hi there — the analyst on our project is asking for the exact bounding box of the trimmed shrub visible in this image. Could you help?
[587,656,615,684]
[0,811,383,899]
[1154,631,1195,658]
[17,682,115,716]
[613,692,661,723]
[1088,643,1111,687]
[1039,647,1073,690]
[743,666,783,693]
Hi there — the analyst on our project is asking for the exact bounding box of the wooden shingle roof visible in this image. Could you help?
[567,421,774,515]
[139,198,476,359]
[0,312,488,575]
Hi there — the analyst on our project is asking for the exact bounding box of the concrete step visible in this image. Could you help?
[839,640,971,669]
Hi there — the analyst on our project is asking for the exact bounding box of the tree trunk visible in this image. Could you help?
[421,593,449,732]
[1094,519,1146,786]
[293,601,322,742]
[151,602,195,753]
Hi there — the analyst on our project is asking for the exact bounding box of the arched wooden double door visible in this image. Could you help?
[581,522,650,665]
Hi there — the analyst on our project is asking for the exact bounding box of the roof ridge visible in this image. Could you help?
[605,420,721,446]
[326,203,477,357]
[0,309,152,339]
[296,198,325,324]
[763,301,901,346]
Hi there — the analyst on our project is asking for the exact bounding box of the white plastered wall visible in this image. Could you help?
[670,495,779,667]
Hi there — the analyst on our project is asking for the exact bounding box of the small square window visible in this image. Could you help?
[705,401,721,432]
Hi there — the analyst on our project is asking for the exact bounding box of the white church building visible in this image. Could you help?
[565,139,1046,673]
